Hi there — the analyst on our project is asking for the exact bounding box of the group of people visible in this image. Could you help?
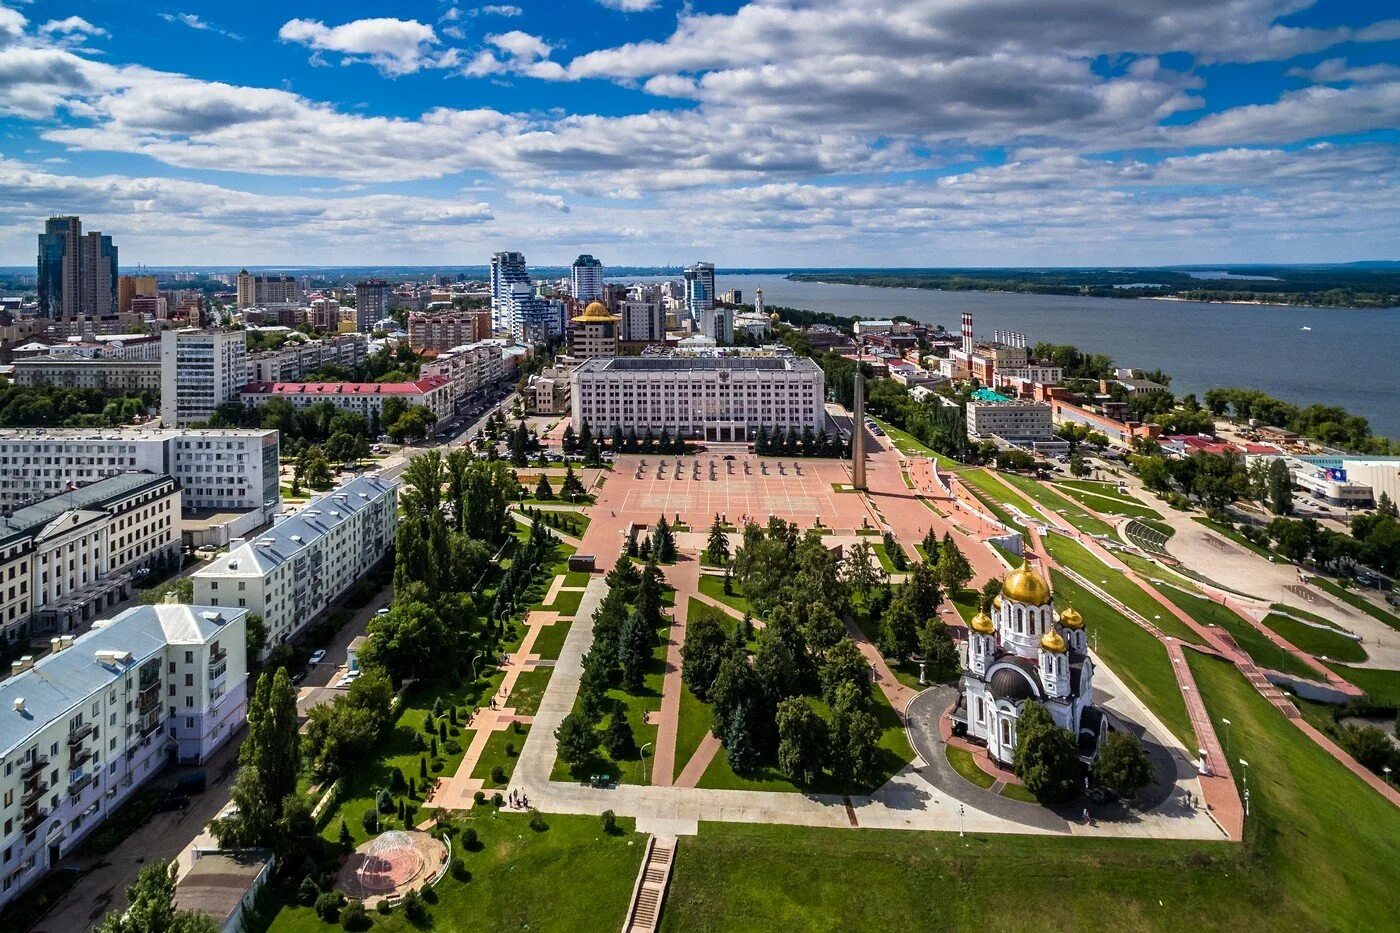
[508,789,531,809]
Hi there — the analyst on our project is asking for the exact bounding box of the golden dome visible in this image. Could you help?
[992,593,1003,609]
[1040,630,1068,653]
[575,301,615,322]
[1058,605,1084,629]
[969,611,996,634]
[769,311,779,322]
[1002,562,1051,606]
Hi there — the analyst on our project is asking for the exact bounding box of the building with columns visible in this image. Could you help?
[955,563,1104,766]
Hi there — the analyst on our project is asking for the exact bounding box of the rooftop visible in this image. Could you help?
[173,851,272,927]
[580,355,819,373]
[241,376,450,396]
[1,473,173,540]
[0,427,277,441]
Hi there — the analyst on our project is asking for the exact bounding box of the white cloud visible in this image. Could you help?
[507,190,571,212]
[478,4,524,15]
[159,12,242,41]
[464,30,565,80]
[38,16,107,39]
[1287,57,1400,85]
[278,17,448,76]
[596,0,659,11]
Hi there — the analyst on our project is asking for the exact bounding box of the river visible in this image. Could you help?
[649,273,1399,437]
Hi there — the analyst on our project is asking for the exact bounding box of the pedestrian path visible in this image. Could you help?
[652,558,701,787]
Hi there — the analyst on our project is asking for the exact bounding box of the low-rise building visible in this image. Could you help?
[0,473,180,644]
[529,367,571,415]
[191,475,397,652]
[245,333,368,384]
[240,376,454,429]
[0,603,248,912]
[967,400,1055,442]
[12,357,161,393]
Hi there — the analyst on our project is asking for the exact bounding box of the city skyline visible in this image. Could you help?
[0,1,1397,267]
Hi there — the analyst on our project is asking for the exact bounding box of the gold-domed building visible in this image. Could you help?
[956,561,1104,766]
[567,300,620,358]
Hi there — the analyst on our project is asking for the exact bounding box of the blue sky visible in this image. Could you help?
[0,0,1396,266]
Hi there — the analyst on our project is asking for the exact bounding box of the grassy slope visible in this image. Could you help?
[1054,482,1165,520]
[998,472,1117,536]
[959,468,1038,516]
[1156,587,1319,681]
[1322,662,1400,707]
[1042,534,1203,646]
[662,657,1400,932]
[697,573,754,616]
[1259,613,1367,663]
[272,813,644,933]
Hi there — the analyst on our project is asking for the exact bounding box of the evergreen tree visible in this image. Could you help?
[618,610,655,692]
[1266,457,1293,515]
[510,421,530,466]
[534,474,554,501]
[705,516,731,565]
[1378,492,1397,517]
[882,531,908,571]
[936,534,973,596]
[921,526,940,562]
[555,712,598,773]
[561,423,577,453]
[711,655,775,771]
[652,515,677,562]
[578,420,593,452]
[604,713,636,760]
[919,617,961,682]
[560,462,586,501]
[625,527,639,558]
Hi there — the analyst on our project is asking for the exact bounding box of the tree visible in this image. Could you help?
[711,654,774,772]
[830,698,881,787]
[215,668,300,848]
[534,474,554,501]
[921,526,940,563]
[882,531,908,571]
[1379,492,1398,518]
[605,713,636,759]
[1093,731,1155,798]
[652,515,677,563]
[1266,457,1293,515]
[299,444,334,490]
[681,612,730,701]
[752,616,805,702]
[919,618,961,683]
[878,594,919,662]
[935,535,973,596]
[842,540,880,596]
[244,613,267,664]
[560,462,586,501]
[555,712,598,773]
[705,516,731,565]
[95,863,218,933]
[776,697,828,786]
[818,637,869,707]
[1013,701,1080,804]
[618,610,655,693]
[561,423,577,453]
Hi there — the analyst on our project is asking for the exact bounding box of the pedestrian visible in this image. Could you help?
[1082,808,1091,825]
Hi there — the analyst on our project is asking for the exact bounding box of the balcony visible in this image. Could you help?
[138,682,162,713]
[69,746,95,769]
[138,712,164,740]
[68,773,96,799]
[20,755,48,780]
[20,780,48,807]
[208,659,227,686]
[68,721,95,746]
[21,809,47,835]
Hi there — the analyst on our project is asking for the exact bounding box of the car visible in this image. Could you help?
[292,668,308,684]
[1355,572,1378,587]
[308,649,327,666]
[157,792,189,812]
[175,771,207,795]
[1387,593,1400,607]
[375,607,390,617]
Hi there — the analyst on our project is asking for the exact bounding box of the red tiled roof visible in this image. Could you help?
[241,375,450,396]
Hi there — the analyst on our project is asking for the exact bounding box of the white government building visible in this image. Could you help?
[570,351,826,443]
[955,563,1105,766]
[0,603,248,911]
[192,474,397,654]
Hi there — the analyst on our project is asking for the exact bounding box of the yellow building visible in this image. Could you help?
[567,301,619,358]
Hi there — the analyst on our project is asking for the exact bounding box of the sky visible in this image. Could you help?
[0,0,1397,267]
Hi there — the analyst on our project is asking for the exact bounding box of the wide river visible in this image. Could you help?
[679,273,1399,437]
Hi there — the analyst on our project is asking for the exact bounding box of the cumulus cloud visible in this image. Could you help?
[278,17,450,76]
[464,30,565,80]
[159,12,242,41]
[38,16,107,39]
[597,0,659,11]
[507,190,571,212]
[1287,57,1400,85]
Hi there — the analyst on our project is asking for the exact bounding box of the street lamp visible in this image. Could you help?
[640,743,652,785]
[959,803,965,837]
[1220,718,1231,761]
[471,651,483,682]
[1238,758,1249,788]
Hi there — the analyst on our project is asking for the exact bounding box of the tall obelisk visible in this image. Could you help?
[852,372,866,489]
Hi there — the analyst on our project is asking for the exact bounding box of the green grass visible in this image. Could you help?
[956,480,1018,528]
[945,744,995,788]
[697,573,754,616]
[1259,613,1367,663]
[1114,550,1200,593]
[1055,482,1164,519]
[1154,587,1320,681]
[470,723,531,788]
[271,813,644,933]
[563,570,592,587]
[529,619,573,661]
[871,416,961,468]
[1309,577,1400,633]
[541,588,584,616]
[1048,570,1197,749]
[697,683,915,796]
[959,467,1039,516]
[871,541,900,573]
[1041,534,1203,646]
[506,666,554,716]
[674,680,717,779]
[999,782,1039,803]
[1268,603,1342,629]
[998,472,1117,536]
[1322,661,1400,707]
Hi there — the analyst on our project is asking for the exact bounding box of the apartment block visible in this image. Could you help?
[240,377,454,429]
[407,310,492,352]
[160,329,248,426]
[0,604,248,911]
[191,475,397,651]
[245,333,368,383]
[13,358,161,394]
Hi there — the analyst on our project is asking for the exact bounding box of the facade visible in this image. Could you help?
[571,352,825,442]
[407,310,492,351]
[13,358,161,394]
[0,427,280,517]
[966,400,1055,441]
[192,475,397,651]
[619,297,665,345]
[489,251,530,331]
[529,368,572,416]
[117,275,157,314]
[570,255,605,304]
[498,284,560,344]
[955,564,1104,766]
[0,473,180,644]
[239,376,454,428]
[567,302,619,358]
[0,603,248,911]
[37,217,117,320]
[683,262,716,319]
[160,330,249,427]
[235,271,300,308]
[245,333,368,383]
[700,306,733,345]
[1287,455,1400,507]
[417,340,504,412]
[354,280,390,333]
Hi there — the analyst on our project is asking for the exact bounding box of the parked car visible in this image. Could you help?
[375,608,390,617]
[175,771,207,795]
[157,792,189,812]
[308,649,327,666]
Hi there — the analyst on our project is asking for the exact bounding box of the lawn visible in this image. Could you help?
[270,813,644,933]
[697,680,915,796]
[871,541,900,573]
[1154,587,1319,681]
[1192,516,1276,560]
[1114,550,1199,593]
[959,468,1039,516]
[870,416,961,469]
[674,680,716,779]
[1322,661,1400,707]
[697,573,754,616]
[529,619,573,661]
[945,744,995,789]
[1048,570,1197,749]
[1041,534,1203,646]
[470,723,531,788]
[1259,612,1367,663]
[506,666,554,716]
[957,481,1019,528]
[1054,482,1165,520]
[563,570,593,587]
[1308,577,1400,633]
[541,588,584,616]
[999,782,1039,803]
[997,472,1117,537]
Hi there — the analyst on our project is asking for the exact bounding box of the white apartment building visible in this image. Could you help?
[619,297,665,345]
[245,333,369,384]
[966,400,1055,441]
[13,357,161,394]
[0,428,280,519]
[160,329,248,426]
[192,475,397,652]
[569,255,605,304]
[0,604,248,911]
[235,270,300,308]
[240,376,454,429]
[0,473,180,644]
[418,340,504,412]
[571,352,825,442]
[529,368,571,416]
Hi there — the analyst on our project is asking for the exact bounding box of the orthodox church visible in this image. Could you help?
[953,562,1105,766]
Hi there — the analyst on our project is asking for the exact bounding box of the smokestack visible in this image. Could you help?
[961,312,973,355]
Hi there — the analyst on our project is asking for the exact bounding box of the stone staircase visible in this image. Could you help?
[623,835,676,933]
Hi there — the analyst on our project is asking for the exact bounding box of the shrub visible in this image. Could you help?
[376,789,395,814]
[529,810,548,832]
[601,809,618,835]
[491,792,504,808]
[432,758,445,773]
[402,889,427,924]
[377,900,393,915]
[444,740,463,755]
[490,765,507,784]
[314,891,345,923]
[421,885,438,905]
[341,899,370,931]
[389,770,406,793]
[461,826,480,851]
[451,858,471,882]
[472,791,485,806]
[505,742,517,757]
[298,875,320,906]
[361,809,378,835]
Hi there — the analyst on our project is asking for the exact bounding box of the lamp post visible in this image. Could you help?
[471,651,483,682]
[959,803,965,838]
[1238,758,1249,789]
[640,743,652,785]
[1220,718,1231,762]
